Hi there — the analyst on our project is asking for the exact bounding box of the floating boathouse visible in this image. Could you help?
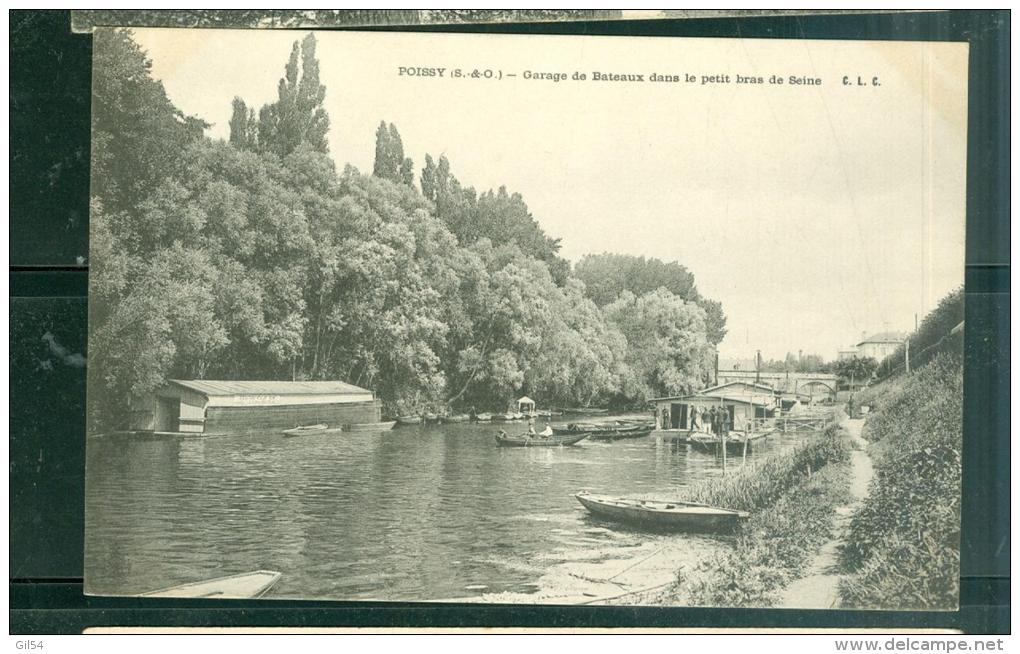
[129,380,381,435]
[649,381,779,433]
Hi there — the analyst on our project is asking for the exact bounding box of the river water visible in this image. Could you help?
[85,416,804,602]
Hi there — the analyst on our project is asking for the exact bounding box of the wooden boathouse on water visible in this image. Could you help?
[128,380,381,436]
[649,381,779,437]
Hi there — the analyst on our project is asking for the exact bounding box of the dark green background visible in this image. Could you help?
[9,9,1009,633]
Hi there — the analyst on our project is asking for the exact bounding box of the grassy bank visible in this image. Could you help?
[839,352,962,609]
[658,426,853,607]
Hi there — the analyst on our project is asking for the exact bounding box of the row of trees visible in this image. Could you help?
[88,31,726,430]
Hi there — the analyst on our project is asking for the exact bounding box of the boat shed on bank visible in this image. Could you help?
[129,380,381,435]
[649,381,779,431]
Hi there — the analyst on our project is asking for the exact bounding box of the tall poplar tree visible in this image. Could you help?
[254,33,330,157]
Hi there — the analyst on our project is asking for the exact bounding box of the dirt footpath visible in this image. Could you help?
[777,417,873,609]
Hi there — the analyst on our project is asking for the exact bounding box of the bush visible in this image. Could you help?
[839,352,962,610]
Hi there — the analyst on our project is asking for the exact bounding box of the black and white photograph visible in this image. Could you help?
[84,28,967,611]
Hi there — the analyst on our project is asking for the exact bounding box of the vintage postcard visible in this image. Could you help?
[85,28,967,610]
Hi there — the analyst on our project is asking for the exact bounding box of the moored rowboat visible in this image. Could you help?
[282,423,328,437]
[139,570,282,598]
[587,428,654,441]
[494,431,589,447]
[344,420,397,432]
[688,430,772,454]
[395,415,422,426]
[575,492,748,531]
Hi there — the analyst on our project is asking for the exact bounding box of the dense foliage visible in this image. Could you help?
[839,352,962,609]
[574,254,726,344]
[875,287,964,379]
[87,31,724,430]
[834,356,879,385]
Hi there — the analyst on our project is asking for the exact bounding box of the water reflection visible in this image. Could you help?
[85,421,805,600]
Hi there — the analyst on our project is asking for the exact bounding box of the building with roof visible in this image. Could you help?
[649,380,779,433]
[855,331,907,361]
[129,380,381,435]
[837,347,860,361]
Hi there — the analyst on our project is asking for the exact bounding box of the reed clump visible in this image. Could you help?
[684,424,852,512]
[665,429,854,607]
[839,352,962,610]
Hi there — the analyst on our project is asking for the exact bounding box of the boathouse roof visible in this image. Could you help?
[169,380,373,397]
[647,392,773,406]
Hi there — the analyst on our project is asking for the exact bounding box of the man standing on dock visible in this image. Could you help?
[708,406,718,435]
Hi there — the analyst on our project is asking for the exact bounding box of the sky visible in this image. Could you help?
[129,28,968,360]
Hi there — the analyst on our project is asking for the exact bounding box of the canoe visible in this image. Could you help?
[422,413,441,424]
[588,428,654,441]
[494,431,589,447]
[560,407,609,415]
[551,423,598,435]
[473,413,493,422]
[491,413,514,422]
[344,420,397,432]
[282,423,328,437]
[139,570,282,598]
[395,415,422,426]
[553,423,649,438]
[445,414,470,423]
[575,492,748,532]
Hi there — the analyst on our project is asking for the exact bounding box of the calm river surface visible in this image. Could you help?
[85,417,807,601]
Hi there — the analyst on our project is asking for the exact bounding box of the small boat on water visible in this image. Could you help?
[560,407,609,415]
[473,412,493,422]
[588,427,654,441]
[344,420,397,432]
[575,492,749,532]
[689,430,772,455]
[494,430,589,447]
[445,414,470,423]
[492,412,520,422]
[282,423,329,437]
[553,423,650,439]
[395,415,422,426]
[139,570,282,598]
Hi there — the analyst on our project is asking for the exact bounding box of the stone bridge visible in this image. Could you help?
[714,369,839,399]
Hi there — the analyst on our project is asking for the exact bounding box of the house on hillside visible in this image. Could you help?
[126,380,381,435]
[856,331,907,361]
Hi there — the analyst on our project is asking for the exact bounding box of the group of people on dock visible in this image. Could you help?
[688,405,731,436]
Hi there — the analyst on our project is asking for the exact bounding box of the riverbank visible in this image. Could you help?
[651,422,853,607]
[838,353,962,610]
